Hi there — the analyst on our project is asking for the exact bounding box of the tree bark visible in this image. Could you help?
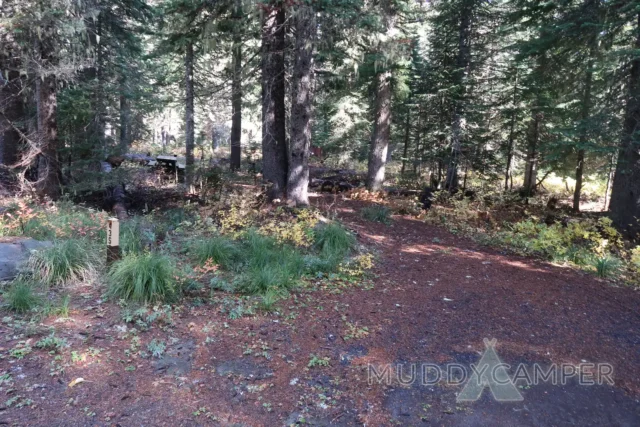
[230,0,243,171]
[573,13,598,212]
[445,0,473,192]
[119,75,129,150]
[504,70,518,192]
[287,4,315,206]
[366,69,392,192]
[35,69,61,198]
[33,34,60,199]
[401,108,411,176]
[523,110,541,196]
[610,12,640,236]
[0,69,23,167]
[261,1,288,200]
[184,41,195,187]
[365,1,396,192]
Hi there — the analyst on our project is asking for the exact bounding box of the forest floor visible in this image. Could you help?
[1,195,640,426]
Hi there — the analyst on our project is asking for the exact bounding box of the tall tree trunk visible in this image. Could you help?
[523,110,541,196]
[119,75,129,150]
[401,108,411,176]
[95,14,106,156]
[504,70,518,192]
[0,69,23,166]
[610,12,640,236]
[573,19,598,212]
[287,4,315,206]
[185,41,195,188]
[230,0,243,171]
[366,69,392,192]
[261,1,288,200]
[365,1,396,192]
[35,39,61,199]
[445,1,473,192]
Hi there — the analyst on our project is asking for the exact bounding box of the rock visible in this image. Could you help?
[0,238,52,281]
[153,340,195,376]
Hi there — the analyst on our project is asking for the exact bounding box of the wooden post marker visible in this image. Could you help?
[107,217,121,266]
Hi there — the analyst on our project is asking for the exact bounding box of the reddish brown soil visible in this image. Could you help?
[1,197,639,426]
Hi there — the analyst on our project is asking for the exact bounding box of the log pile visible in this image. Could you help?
[308,167,361,193]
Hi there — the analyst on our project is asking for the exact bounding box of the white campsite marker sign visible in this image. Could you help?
[107,218,120,265]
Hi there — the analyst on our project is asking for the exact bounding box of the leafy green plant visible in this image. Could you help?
[108,252,179,303]
[313,222,356,258]
[36,333,68,352]
[147,339,166,358]
[360,205,392,225]
[28,239,99,285]
[3,279,41,313]
[592,255,622,278]
[308,354,330,368]
[191,236,240,268]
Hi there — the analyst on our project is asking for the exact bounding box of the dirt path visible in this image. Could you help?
[1,198,639,426]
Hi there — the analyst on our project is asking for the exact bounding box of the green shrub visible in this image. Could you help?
[313,222,356,258]
[360,205,392,225]
[22,218,55,240]
[36,333,68,352]
[191,236,241,268]
[108,252,178,303]
[592,255,622,278]
[3,279,41,313]
[28,239,99,285]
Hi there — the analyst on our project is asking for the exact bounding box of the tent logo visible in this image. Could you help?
[457,338,524,402]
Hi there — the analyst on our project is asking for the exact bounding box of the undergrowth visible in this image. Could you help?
[28,239,100,285]
[3,278,41,313]
[108,252,179,303]
[360,205,392,224]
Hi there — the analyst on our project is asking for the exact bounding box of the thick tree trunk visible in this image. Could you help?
[366,70,392,192]
[287,5,315,206]
[184,41,195,187]
[35,70,61,199]
[610,13,640,236]
[261,1,288,200]
[0,69,23,166]
[445,2,473,192]
[365,1,396,192]
[230,0,243,171]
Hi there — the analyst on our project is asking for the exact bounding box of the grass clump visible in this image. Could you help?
[313,222,356,258]
[234,231,305,294]
[28,239,99,285]
[191,236,241,269]
[108,252,178,303]
[3,278,41,313]
[360,205,392,225]
[592,255,622,278]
